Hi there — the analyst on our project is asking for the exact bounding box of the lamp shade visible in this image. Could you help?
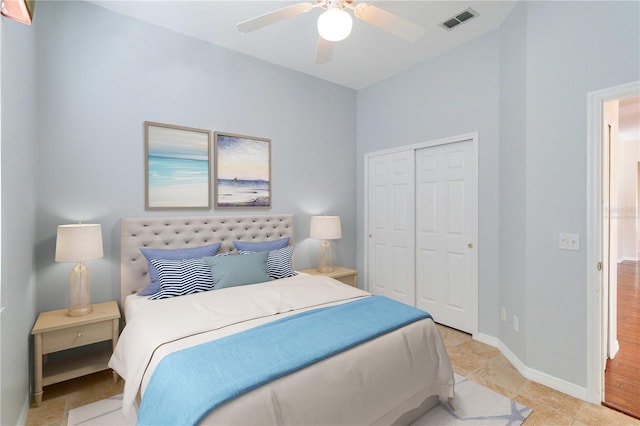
[55,224,104,263]
[317,8,353,42]
[310,216,342,240]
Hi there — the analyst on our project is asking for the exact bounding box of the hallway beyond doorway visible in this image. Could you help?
[604,260,640,419]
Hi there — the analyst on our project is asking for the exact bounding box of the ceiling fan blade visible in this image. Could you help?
[237,2,314,33]
[353,2,425,42]
[315,36,334,64]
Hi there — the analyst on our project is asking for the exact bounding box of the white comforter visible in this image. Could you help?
[109,274,454,425]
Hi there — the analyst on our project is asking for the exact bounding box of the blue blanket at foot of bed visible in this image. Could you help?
[137,295,432,426]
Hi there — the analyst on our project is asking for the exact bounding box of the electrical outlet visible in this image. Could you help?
[501,307,506,322]
[513,315,519,332]
[559,233,580,250]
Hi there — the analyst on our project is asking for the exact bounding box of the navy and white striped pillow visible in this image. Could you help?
[240,245,297,280]
[267,245,297,279]
[148,258,215,300]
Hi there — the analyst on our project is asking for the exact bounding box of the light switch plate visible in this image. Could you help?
[559,233,580,250]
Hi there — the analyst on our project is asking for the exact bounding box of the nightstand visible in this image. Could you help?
[301,266,358,287]
[31,300,120,406]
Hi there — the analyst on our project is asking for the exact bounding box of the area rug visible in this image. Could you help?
[413,374,532,425]
[67,374,532,425]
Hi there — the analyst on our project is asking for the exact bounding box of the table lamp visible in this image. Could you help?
[309,215,342,273]
[55,223,103,316]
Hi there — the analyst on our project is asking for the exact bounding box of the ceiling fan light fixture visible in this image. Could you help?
[317,8,352,42]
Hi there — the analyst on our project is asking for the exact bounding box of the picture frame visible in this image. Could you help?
[214,132,271,209]
[145,121,212,210]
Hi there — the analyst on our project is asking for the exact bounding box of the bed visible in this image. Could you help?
[110,214,454,425]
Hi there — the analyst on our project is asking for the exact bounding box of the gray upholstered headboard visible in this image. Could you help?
[120,214,294,307]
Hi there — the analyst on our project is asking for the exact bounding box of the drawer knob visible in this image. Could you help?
[77,332,82,337]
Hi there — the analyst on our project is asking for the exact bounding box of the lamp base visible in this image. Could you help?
[68,262,93,317]
[317,240,334,273]
[68,305,93,317]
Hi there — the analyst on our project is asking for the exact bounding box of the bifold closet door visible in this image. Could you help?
[415,140,475,333]
[366,151,415,306]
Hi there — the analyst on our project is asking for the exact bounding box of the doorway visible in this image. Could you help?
[602,96,640,418]
[586,81,640,412]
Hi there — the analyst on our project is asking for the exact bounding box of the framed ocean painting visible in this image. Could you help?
[214,132,271,208]
[145,121,211,210]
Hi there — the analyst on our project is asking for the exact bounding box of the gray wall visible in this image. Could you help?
[34,1,357,313]
[521,0,638,386]
[498,0,528,364]
[1,16,38,426]
[357,0,639,389]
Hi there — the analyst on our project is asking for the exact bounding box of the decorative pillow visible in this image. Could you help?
[232,237,290,253]
[267,245,297,279]
[147,258,215,300]
[138,242,222,296]
[203,251,271,289]
[240,246,297,280]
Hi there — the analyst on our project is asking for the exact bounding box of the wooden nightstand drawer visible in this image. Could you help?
[300,266,358,288]
[42,321,113,354]
[336,274,356,287]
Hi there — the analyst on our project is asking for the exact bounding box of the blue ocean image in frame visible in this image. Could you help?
[214,132,271,208]
[146,122,211,209]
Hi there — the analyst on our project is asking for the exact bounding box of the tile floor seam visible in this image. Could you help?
[572,402,588,425]
[512,378,531,399]
[62,398,70,426]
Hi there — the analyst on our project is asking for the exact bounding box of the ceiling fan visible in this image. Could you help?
[237,0,425,64]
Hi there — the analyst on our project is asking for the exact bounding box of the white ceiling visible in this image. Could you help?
[88,0,516,89]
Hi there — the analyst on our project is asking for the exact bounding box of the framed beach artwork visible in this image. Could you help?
[214,132,271,208]
[145,121,211,210]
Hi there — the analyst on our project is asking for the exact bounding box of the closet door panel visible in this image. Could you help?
[366,151,415,306]
[416,141,475,333]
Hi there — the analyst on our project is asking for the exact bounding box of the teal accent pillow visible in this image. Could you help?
[204,251,272,289]
[239,246,297,280]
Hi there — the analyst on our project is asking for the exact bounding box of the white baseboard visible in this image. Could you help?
[475,333,588,401]
[609,339,620,359]
[618,257,638,263]
[17,394,29,426]
[474,332,500,348]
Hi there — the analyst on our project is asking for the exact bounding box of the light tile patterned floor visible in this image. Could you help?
[25,324,640,425]
[437,325,639,426]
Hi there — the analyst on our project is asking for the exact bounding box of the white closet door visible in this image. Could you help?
[366,151,415,306]
[415,140,476,333]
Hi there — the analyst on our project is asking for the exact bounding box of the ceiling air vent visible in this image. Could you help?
[440,8,478,31]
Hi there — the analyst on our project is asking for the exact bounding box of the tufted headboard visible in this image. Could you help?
[120,214,294,307]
